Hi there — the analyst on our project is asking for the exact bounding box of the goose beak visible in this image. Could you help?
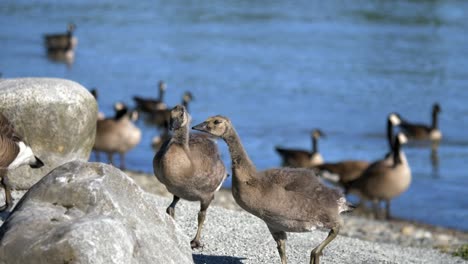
[30,156,44,169]
[192,122,207,132]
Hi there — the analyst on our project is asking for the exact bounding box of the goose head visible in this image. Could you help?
[183,91,194,104]
[388,112,402,126]
[158,81,167,92]
[169,105,190,130]
[67,23,76,33]
[312,129,325,139]
[433,103,441,114]
[192,115,231,138]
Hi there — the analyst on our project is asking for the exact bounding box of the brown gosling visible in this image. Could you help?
[133,80,167,113]
[193,116,353,264]
[93,102,141,170]
[348,132,411,219]
[275,129,325,168]
[153,105,227,249]
[0,113,44,211]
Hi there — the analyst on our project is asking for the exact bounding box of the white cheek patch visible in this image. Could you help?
[389,113,401,125]
[8,142,35,169]
[398,133,408,144]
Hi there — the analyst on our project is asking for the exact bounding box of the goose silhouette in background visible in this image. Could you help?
[93,102,141,170]
[348,132,411,220]
[153,105,227,249]
[145,90,195,129]
[193,116,353,264]
[0,113,44,211]
[393,103,442,145]
[275,129,325,168]
[44,23,78,51]
[133,80,167,113]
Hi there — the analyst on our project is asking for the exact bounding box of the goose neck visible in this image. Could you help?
[224,128,257,181]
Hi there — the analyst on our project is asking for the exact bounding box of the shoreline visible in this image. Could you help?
[125,170,468,258]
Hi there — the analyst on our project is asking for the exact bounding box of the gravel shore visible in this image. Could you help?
[1,169,467,263]
[126,170,468,262]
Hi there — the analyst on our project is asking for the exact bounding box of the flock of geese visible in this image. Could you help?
[0,23,444,263]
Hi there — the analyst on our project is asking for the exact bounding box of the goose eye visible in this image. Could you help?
[213,120,221,125]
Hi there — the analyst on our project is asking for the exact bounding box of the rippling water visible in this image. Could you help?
[1,0,467,231]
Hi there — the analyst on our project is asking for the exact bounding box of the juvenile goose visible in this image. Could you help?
[275,129,325,168]
[93,102,141,170]
[193,116,353,264]
[44,23,78,51]
[153,105,227,249]
[0,113,44,211]
[349,132,411,220]
[133,80,167,113]
[395,103,442,143]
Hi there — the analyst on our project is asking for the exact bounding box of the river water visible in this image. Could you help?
[1,0,467,231]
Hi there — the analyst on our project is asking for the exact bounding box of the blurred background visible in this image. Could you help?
[0,0,467,231]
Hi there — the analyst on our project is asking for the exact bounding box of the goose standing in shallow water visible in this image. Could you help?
[93,102,141,170]
[193,116,353,264]
[275,129,325,168]
[133,80,167,113]
[394,103,442,144]
[0,113,44,211]
[153,105,227,249]
[348,132,411,220]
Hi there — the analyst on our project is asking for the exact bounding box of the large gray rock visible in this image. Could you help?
[0,78,97,189]
[0,161,193,264]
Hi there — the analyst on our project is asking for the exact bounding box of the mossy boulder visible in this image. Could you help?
[0,77,97,189]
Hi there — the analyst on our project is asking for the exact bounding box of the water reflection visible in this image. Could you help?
[430,147,440,178]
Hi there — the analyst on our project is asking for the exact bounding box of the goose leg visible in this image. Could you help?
[310,227,339,264]
[371,199,380,219]
[385,199,392,220]
[107,153,114,166]
[0,175,13,212]
[191,199,212,249]
[119,152,126,170]
[269,228,287,264]
[166,195,180,218]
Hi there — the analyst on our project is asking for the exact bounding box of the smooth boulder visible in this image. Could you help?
[0,161,193,264]
[0,77,97,189]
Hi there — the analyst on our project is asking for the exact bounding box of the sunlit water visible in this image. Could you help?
[1,0,467,231]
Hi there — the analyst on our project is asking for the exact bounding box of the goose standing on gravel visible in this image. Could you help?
[0,113,44,211]
[395,103,442,144]
[93,102,141,170]
[275,129,325,168]
[348,132,411,220]
[314,113,402,194]
[193,116,353,264]
[133,80,167,113]
[153,105,227,249]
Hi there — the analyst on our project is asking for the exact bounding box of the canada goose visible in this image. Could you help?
[93,102,141,170]
[46,35,75,65]
[145,91,195,129]
[133,81,167,113]
[394,103,442,143]
[153,105,227,249]
[193,116,353,264]
[348,132,411,220]
[275,129,325,168]
[315,113,402,195]
[90,88,105,120]
[44,23,78,51]
[0,113,44,211]
[313,160,369,194]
